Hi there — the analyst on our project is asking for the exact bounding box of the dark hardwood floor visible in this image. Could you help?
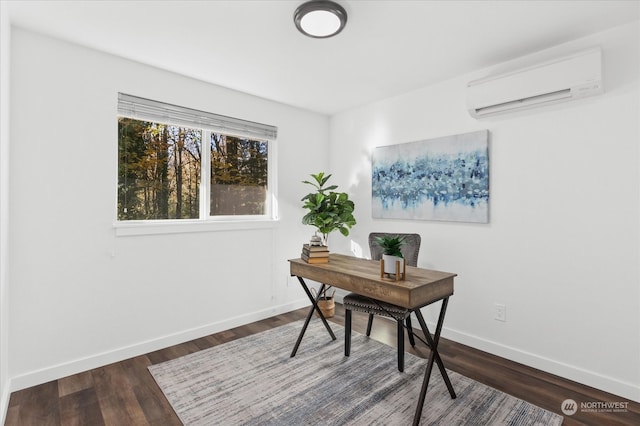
[5,304,640,425]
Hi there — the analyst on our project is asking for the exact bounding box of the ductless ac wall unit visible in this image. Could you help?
[467,48,603,118]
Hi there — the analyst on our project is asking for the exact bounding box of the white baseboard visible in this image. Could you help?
[437,323,640,403]
[0,378,11,426]
[8,298,310,393]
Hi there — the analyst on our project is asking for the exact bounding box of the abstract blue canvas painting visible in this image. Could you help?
[372,130,489,223]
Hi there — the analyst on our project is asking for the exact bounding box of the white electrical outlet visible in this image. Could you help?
[494,303,506,322]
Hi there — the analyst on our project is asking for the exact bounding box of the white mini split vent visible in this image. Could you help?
[467,48,603,118]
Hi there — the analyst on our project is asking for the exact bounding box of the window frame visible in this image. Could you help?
[114,94,278,236]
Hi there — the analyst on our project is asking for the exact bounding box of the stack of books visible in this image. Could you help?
[301,244,330,263]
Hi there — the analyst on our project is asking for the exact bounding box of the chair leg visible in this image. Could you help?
[406,315,416,347]
[345,309,352,357]
[366,313,374,336]
[397,319,404,372]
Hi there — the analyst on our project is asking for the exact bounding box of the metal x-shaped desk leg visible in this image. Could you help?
[290,277,336,357]
[412,297,456,425]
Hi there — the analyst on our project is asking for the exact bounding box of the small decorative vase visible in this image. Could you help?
[382,254,405,275]
[310,233,323,246]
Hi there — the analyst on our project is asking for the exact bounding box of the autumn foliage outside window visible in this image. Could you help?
[118,117,269,220]
[209,133,268,216]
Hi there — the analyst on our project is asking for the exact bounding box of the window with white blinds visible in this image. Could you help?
[117,93,277,227]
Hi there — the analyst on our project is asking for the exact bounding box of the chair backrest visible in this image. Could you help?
[368,233,421,267]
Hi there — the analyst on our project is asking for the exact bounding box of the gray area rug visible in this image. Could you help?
[149,321,563,425]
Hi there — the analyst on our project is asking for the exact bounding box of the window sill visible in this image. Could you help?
[113,218,279,237]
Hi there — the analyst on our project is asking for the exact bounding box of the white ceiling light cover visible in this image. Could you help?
[294,1,347,38]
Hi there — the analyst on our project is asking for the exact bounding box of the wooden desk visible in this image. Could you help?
[290,253,455,308]
[289,253,457,426]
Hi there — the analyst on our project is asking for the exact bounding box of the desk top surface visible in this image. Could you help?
[289,253,456,309]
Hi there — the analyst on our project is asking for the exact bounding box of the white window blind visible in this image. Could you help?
[117,93,277,140]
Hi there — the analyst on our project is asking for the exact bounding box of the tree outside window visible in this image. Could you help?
[118,117,269,220]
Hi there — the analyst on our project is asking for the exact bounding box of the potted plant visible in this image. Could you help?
[301,172,356,247]
[375,235,407,276]
[311,288,336,318]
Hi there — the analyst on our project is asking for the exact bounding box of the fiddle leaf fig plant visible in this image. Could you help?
[301,172,356,245]
[375,235,406,258]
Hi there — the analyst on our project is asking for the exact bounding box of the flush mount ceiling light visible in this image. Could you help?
[294,0,347,38]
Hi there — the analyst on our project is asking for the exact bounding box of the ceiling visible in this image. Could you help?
[6,0,640,115]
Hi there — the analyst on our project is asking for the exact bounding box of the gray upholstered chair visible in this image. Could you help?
[343,233,421,372]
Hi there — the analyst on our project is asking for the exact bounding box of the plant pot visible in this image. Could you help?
[382,254,405,276]
[315,298,335,318]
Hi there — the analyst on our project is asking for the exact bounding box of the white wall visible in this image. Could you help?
[0,1,11,423]
[329,21,640,402]
[7,27,328,391]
